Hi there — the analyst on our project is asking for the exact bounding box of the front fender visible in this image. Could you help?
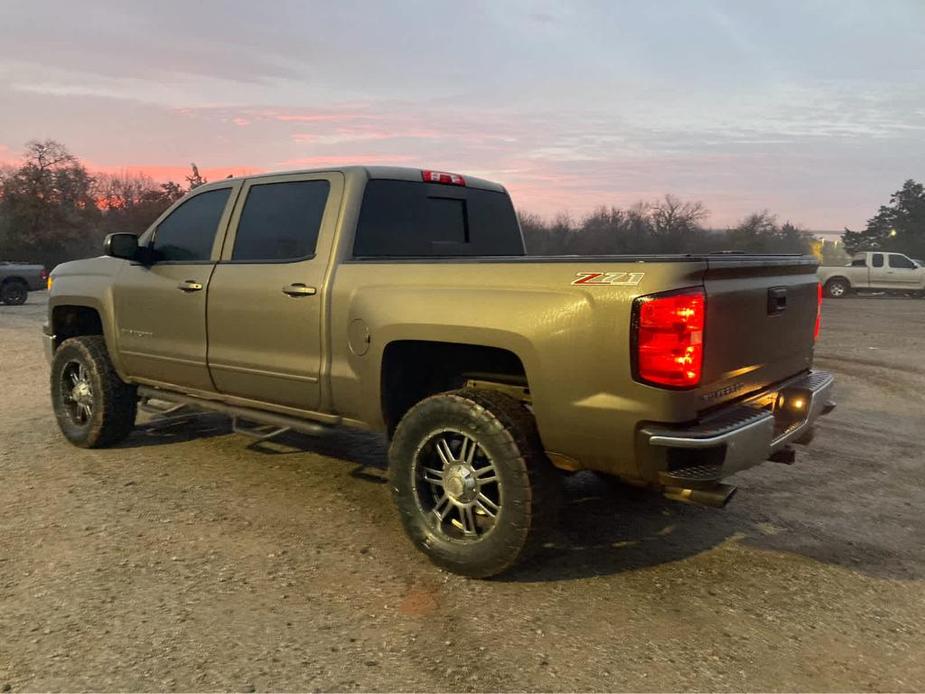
[47,257,127,379]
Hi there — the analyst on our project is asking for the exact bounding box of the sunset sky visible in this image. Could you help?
[1,0,923,229]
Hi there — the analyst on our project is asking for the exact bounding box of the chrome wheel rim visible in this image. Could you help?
[414,429,502,541]
[830,283,845,296]
[60,360,94,426]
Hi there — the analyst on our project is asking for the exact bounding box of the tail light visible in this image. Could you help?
[422,170,466,186]
[814,281,822,341]
[632,288,705,388]
[40,268,48,281]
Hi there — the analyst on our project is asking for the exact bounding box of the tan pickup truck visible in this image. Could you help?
[45,166,834,576]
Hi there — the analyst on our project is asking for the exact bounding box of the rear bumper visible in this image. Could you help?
[640,370,835,492]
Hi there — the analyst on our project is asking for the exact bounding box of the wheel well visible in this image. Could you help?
[826,276,850,287]
[381,340,528,435]
[1,276,27,286]
[52,306,104,348]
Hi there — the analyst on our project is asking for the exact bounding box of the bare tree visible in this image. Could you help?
[649,194,708,238]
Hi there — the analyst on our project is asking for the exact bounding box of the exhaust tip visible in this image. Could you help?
[664,483,737,509]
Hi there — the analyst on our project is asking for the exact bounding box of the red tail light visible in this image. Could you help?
[39,268,48,281]
[633,288,705,388]
[814,281,822,341]
[422,170,466,186]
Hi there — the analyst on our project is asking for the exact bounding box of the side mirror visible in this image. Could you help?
[104,233,140,261]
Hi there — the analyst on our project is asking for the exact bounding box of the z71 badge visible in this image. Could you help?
[571,271,645,286]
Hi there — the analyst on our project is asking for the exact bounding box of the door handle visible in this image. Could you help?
[282,283,317,297]
[177,280,203,292]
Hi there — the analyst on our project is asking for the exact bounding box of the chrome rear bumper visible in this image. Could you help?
[641,370,835,489]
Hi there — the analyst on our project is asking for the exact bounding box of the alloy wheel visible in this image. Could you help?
[414,429,502,541]
[60,360,94,425]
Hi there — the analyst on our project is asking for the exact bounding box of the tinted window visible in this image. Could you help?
[232,180,330,262]
[153,188,231,262]
[850,258,867,267]
[888,254,916,269]
[872,253,884,267]
[353,180,524,257]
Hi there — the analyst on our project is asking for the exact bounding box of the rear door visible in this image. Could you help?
[698,257,819,407]
[206,172,343,410]
[113,184,238,391]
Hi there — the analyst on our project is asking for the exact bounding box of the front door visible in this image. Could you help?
[886,253,921,288]
[206,172,342,411]
[113,184,237,391]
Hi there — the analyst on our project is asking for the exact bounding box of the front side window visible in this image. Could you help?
[153,188,231,262]
[232,180,330,262]
[872,253,884,267]
[888,254,916,269]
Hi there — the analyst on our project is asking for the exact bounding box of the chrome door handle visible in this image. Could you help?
[177,280,203,292]
[282,283,317,297]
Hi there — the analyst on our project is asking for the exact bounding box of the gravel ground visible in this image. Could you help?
[1,291,923,692]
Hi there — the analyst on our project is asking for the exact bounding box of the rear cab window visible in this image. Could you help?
[872,253,884,267]
[353,179,524,257]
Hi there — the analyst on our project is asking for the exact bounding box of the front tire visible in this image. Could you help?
[50,336,137,448]
[389,388,561,578]
[825,278,850,298]
[1,280,28,305]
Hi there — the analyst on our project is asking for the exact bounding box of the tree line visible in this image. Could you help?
[519,198,816,256]
[1,140,921,269]
[0,140,209,268]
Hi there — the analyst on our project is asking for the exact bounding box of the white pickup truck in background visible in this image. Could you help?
[818,251,925,298]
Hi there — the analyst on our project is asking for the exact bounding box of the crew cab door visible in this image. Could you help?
[206,172,342,411]
[112,184,238,391]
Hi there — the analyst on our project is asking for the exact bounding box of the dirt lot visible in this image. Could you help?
[1,292,923,692]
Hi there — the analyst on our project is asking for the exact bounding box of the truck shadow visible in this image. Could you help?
[115,412,232,447]
[503,473,746,582]
[502,472,920,583]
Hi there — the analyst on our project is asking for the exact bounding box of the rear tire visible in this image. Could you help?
[50,336,137,448]
[389,388,561,578]
[1,280,28,305]
[825,278,850,299]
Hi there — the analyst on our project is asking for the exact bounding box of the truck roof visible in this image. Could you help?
[224,165,507,193]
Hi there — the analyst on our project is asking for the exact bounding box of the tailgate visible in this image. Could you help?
[698,255,819,410]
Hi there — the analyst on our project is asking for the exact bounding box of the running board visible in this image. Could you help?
[136,386,331,438]
[139,398,190,417]
[232,417,291,442]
